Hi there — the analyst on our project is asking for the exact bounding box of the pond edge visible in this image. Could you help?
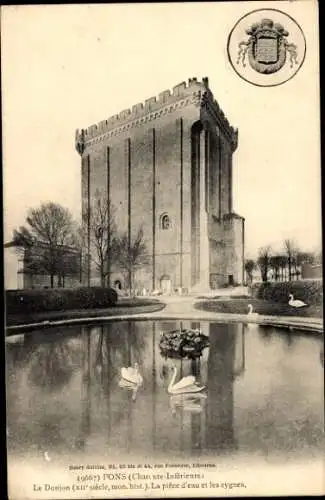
[5,311,323,336]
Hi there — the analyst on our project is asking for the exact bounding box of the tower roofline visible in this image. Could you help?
[75,77,238,154]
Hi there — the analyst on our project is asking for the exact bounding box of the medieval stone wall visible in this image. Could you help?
[78,77,244,292]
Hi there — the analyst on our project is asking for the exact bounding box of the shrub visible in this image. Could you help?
[6,287,118,315]
[251,280,323,306]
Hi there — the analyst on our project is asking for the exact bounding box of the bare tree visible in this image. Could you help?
[115,228,149,295]
[276,254,287,281]
[284,239,298,282]
[257,246,271,282]
[12,202,78,288]
[244,259,255,285]
[84,196,117,287]
[269,255,283,281]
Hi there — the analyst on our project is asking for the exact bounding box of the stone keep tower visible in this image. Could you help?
[76,77,245,292]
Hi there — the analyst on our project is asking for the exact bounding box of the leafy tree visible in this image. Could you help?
[115,228,149,295]
[12,202,79,288]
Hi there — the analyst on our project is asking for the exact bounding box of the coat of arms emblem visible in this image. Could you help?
[237,18,298,74]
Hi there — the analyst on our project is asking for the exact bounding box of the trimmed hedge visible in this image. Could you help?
[251,280,323,306]
[6,287,118,315]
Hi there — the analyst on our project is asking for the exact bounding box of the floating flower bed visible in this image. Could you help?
[159,329,210,360]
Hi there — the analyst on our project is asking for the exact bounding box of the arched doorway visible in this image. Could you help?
[160,275,172,294]
[114,280,122,290]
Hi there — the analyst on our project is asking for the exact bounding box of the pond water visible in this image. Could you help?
[6,320,324,466]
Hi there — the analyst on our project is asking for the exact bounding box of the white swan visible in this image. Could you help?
[167,366,205,395]
[288,294,307,308]
[247,304,259,317]
[44,451,51,462]
[246,304,259,331]
[119,363,143,401]
[121,363,143,385]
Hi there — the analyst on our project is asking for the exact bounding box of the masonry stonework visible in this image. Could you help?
[76,77,245,292]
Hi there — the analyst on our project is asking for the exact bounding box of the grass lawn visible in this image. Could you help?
[195,298,323,319]
[6,298,165,327]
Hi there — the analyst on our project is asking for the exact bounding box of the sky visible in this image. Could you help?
[1,1,322,261]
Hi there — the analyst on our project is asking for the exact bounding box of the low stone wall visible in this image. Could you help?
[251,280,323,306]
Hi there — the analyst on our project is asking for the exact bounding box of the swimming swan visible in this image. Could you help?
[288,294,307,308]
[247,304,259,317]
[119,363,143,401]
[167,366,205,395]
[121,363,143,385]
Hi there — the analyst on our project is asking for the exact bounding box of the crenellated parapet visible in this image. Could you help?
[75,77,238,154]
[200,87,238,151]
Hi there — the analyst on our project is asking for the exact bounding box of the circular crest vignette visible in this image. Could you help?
[227,8,306,87]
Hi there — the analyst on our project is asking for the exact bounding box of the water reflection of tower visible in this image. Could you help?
[100,324,116,439]
[77,322,139,452]
[77,326,91,450]
[125,322,133,451]
[152,322,157,450]
[205,323,245,450]
[188,321,208,454]
[102,321,134,451]
[156,321,245,454]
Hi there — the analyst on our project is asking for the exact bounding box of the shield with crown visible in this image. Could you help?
[237,18,298,74]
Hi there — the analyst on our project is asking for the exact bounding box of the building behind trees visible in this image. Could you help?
[4,241,81,289]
